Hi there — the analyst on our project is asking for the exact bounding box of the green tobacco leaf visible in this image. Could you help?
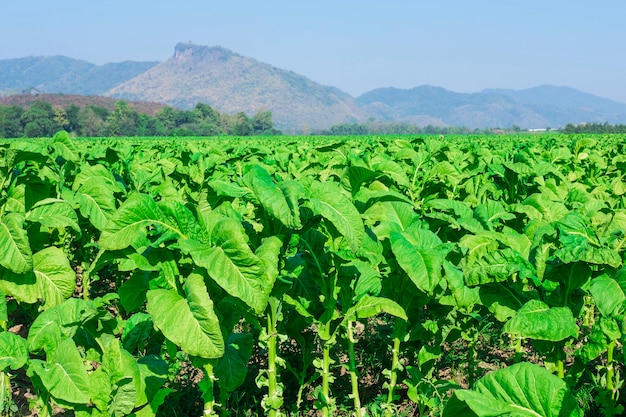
[0,212,32,273]
[146,274,224,358]
[343,294,407,323]
[100,193,185,251]
[28,298,94,355]
[72,179,118,231]
[180,215,269,313]
[243,165,302,229]
[364,200,418,240]
[0,331,28,371]
[462,248,533,287]
[390,227,444,294]
[307,180,365,252]
[504,300,579,341]
[0,266,38,304]
[473,199,516,231]
[215,332,254,393]
[136,355,168,406]
[479,284,523,322]
[255,236,284,290]
[26,198,80,233]
[589,274,626,317]
[443,362,582,417]
[33,246,76,309]
[29,338,91,404]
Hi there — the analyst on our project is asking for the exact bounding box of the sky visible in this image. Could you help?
[3,1,626,103]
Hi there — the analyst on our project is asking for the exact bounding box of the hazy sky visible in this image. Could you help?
[3,1,625,102]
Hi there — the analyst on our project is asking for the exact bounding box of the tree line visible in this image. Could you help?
[0,100,281,138]
[562,122,626,134]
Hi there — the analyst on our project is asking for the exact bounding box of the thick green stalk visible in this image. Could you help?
[383,334,402,417]
[202,362,217,417]
[0,372,8,414]
[607,339,616,396]
[513,336,524,363]
[346,321,362,417]
[556,347,565,379]
[321,343,332,417]
[467,341,476,388]
[267,312,279,417]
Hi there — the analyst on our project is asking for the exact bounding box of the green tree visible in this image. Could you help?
[251,110,276,135]
[20,101,59,137]
[77,105,108,137]
[0,105,24,138]
[106,101,139,136]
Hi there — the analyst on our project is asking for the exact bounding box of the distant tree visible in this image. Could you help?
[78,106,108,136]
[20,101,59,137]
[107,101,139,136]
[227,112,253,136]
[65,104,81,133]
[251,110,276,135]
[0,105,24,138]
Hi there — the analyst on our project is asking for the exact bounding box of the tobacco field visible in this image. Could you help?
[1,131,626,416]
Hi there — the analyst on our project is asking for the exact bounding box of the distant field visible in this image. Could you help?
[1,132,624,416]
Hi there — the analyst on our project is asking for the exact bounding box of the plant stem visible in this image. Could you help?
[556,347,565,379]
[346,321,362,417]
[202,362,217,417]
[467,341,476,388]
[267,312,279,417]
[0,372,8,414]
[513,336,524,363]
[321,343,332,417]
[607,339,616,396]
[384,334,402,417]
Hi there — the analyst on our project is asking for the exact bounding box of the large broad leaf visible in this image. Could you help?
[25,198,80,233]
[29,338,91,404]
[0,331,28,371]
[243,165,302,229]
[364,200,418,240]
[33,246,76,309]
[342,294,407,323]
[307,180,365,252]
[462,248,533,287]
[100,193,185,251]
[71,179,118,231]
[443,362,582,417]
[589,274,626,317]
[28,298,94,355]
[503,300,579,342]
[0,247,76,308]
[180,215,269,314]
[0,212,32,273]
[214,332,254,393]
[146,273,224,358]
[390,226,444,294]
[136,355,168,406]
[479,284,523,322]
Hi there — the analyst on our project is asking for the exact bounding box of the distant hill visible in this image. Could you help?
[3,43,626,131]
[357,85,626,129]
[107,43,365,132]
[0,93,167,116]
[0,56,158,96]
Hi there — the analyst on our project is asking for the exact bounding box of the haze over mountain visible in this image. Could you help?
[2,42,626,132]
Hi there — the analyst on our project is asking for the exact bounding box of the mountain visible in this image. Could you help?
[357,85,626,129]
[106,43,365,132]
[0,56,158,96]
[2,43,626,131]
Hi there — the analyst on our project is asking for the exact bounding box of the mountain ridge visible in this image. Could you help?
[2,43,626,131]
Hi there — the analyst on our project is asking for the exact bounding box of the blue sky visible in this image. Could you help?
[3,1,626,102]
